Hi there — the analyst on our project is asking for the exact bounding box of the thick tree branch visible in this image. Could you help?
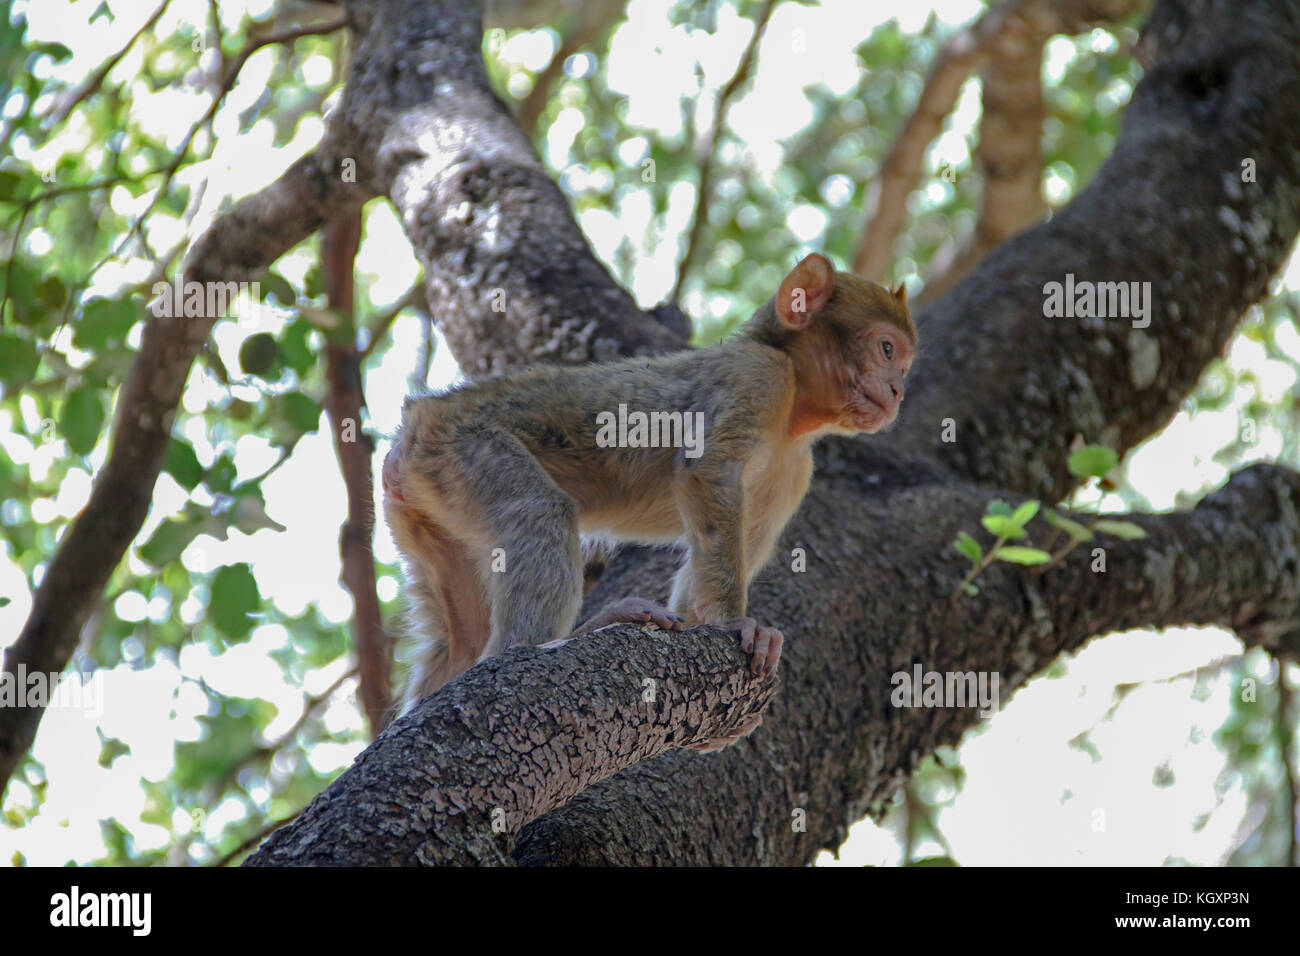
[336,0,685,377]
[247,623,780,864]
[248,453,1300,864]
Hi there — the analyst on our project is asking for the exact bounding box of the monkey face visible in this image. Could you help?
[843,320,912,433]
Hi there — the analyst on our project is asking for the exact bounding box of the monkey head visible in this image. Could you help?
[759,252,916,437]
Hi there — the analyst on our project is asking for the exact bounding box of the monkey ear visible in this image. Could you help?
[776,253,836,330]
[891,282,908,308]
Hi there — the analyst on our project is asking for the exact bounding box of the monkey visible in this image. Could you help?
[382,253,916,737]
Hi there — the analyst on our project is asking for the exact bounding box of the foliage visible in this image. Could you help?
[950,444,1147,598]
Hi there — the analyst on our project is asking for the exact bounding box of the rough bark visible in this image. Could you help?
[247,0,1300,865]
[338,0,685,377]
[247,623,780,865]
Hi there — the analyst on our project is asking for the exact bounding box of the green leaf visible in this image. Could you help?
[995,546,1053,565]
[96,731,130,769]
[0,334,39,385]
[139,518,205,567]
[1043,509,1093,542]
[33,276,65,310]
[908,856,959,867]
[986,499,1013,518]
[953,531,982,564]
[961,582,979,597]
[206,454,237,494]
[1011,500,1040,525]
[275,391,320,434]
[0,596,10,608]
[230,491,286,535]
[60,385,105,455]
[1067,444,1118,480]
[164,439,204,491]
[0,171,23,201]
[210,563,261,639]
[278,318,316,375]
[34,42,73,62]
[980,515,1027,540]
[75,296,138,349]
[1092,519,1147,541]
[0,259,37,311]
[257,271,296,306]
[238,332,279,377]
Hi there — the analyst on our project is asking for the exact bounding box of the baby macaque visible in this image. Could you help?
[383,253,915,730]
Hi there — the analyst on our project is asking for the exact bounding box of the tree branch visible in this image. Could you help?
[851,0,1144,282]
[247,622,780,864]
[336,0,685,377]
[322,210,393,734]
[0,132,368,792]
[671,0,778,304]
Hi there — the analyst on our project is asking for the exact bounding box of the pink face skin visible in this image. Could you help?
[842,323,913,433]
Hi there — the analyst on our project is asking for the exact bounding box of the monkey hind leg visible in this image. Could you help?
[462,431,585,659]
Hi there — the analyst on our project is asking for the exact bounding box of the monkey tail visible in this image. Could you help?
[398,633,452,717]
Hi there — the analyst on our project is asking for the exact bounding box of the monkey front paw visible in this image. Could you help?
[579,597,687,634]
[721,617,783,681]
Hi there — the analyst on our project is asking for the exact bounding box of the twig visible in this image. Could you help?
[671,0,778,304]
[211,664,358,798]
[408,311,434,389]
[85,15,349,288]
[516,7,619,139]
[358,282,424,360]
[1278,665,1298,866]
[211,809,303,867]
[45,0,173,127]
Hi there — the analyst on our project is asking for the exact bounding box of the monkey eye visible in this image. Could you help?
[881,341,893,360]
